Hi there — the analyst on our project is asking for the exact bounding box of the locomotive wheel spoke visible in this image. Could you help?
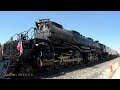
[46,66,53,72]
[72,61,75,66]
[20,63,33,74]
[36,57,43,68]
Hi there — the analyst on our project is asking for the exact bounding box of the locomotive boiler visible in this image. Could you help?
[35,19,100,49]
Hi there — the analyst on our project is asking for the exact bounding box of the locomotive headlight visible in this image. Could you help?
[35,44,38,46]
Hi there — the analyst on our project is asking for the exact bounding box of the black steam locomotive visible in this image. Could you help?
[1,19,119,75]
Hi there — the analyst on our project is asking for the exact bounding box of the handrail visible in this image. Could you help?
[10,27,35,41]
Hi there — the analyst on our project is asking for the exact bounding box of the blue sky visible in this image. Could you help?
[0,11,120,53]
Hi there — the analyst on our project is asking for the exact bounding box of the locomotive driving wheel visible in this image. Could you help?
[20,63,33,74]
[36,57,43,68]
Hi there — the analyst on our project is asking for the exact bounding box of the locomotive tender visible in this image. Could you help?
[0,19,119,76]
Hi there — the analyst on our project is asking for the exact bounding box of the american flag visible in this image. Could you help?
[17,40,23,55]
